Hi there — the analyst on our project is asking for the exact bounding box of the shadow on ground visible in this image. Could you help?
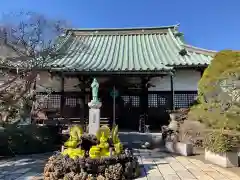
[133,148,174,178]
[0,153,51,179]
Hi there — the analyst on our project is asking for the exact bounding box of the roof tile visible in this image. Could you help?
[50,26,215,72]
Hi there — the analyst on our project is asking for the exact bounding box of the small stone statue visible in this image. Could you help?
[91,78,99,103]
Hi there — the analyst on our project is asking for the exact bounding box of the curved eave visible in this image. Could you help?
[49,69,173,75]
[49,64,173,75]
[183,44,217,57]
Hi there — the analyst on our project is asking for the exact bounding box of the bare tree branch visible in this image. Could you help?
[0,11,68,124]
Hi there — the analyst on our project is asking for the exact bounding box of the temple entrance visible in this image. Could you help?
[119,95,141,131]
[147,92,172,130]
[99,87,141,131]
[99,89,173,131]
[62,93,85,119]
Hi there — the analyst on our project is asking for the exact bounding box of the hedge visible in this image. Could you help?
[189,50,240,131]
[0,124,61,156]
[198,50,240,103]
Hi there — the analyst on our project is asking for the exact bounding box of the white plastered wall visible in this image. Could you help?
[35,69,201,92]
[36,72,109,92]
[148,69,201,91]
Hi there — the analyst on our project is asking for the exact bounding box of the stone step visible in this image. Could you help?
[119,132,162,143]
[119,132,163,149]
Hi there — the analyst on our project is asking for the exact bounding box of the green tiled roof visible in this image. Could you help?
[50,25,216,73]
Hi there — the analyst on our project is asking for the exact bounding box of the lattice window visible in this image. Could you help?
[157,95,166,106]
[36,94,61,109]
[121,95,140,107]
[47,95,61,109]
[130,96,140,107]
[174,92,197,108]
[148,94,158,107]
[121,96,130,106]
[174,94,188,108]
[65,98,77,107]
[188,93,197,103]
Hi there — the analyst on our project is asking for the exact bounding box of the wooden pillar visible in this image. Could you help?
[139,77,149,132]
[200,67,205,77]
[81,76,86,120]
[197,67,205,77]
[140,77,148,114]
[170,73,175,110]
[78,75,89,120]
[60,72,65,117]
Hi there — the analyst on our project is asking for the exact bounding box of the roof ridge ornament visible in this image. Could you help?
[174,32,184,37]
[174,32,185,42]
[179,49,188,56]
[173,23,180,31]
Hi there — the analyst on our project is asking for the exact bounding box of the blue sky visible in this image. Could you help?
[0,0,239,51]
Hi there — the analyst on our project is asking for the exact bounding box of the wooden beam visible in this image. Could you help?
[60,72,65,117]
[78,75,86,119]
[48,70,171,77]
[170,74,175,110]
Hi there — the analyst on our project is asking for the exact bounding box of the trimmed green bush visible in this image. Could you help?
[198,50,240,103]
[0,124,61,156]
[189,50,240,131]
[203,130,239,153]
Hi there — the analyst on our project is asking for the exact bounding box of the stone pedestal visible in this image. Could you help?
[88,100,102,135]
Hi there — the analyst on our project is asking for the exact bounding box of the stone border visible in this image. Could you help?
[165,141,193,156]
[205,149,239,168]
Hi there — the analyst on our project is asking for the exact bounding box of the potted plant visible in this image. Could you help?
[204,130,239,167]
[164,112,194,156]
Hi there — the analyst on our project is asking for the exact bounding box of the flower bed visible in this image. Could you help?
[203,130,240,167]
[44,150,140,180]
[43,125,141,180]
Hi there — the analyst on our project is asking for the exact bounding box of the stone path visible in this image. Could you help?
[0,150,239,180]
[0,153,48,180]
[135,149,240,180]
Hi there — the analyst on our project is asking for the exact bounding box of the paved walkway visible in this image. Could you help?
[0,153,47,180]
[0,150,239,180]
[135,149,240,180]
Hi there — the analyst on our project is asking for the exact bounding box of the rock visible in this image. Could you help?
[141,142,151,149]
[145,142,151,149]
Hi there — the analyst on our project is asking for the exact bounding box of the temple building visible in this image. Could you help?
[35,25,216,130]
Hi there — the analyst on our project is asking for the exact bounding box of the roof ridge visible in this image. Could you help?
[67,24,179,32]
[67,25,180,36]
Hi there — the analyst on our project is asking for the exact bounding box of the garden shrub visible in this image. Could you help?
[203,130,240,153]
[0,124,61,156]
[178,120,206,147]
[198,50,240,103]
[189,50,240,131]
